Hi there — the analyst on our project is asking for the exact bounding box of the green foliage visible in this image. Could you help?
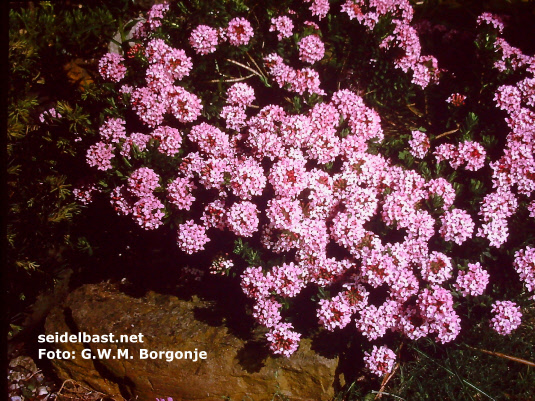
[6,1,129,329]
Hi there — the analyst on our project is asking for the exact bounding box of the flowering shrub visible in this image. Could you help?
[77,0,534,378]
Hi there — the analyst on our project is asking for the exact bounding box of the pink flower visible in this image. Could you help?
[298,35,325,64]
[188,123,232,158]
[420,252,452,284]
[38,107,62,123]
[120,132,151,157]
[73,183,97,205]
[426,177,456,209]
[317,294,353,331]
[446,93,466,106]
[514,247,535,293]
[167,177,196,210]
[229,157,266,200]
[266,322,301,357]
[341,0,364,21]
[417,286,460,343]
[209,255,234,276]
[226,18,254,46]
[476,12,506,33]
[152,126,183,157]
[455,262,489,297]
[439,209,475,245]
[146,2,169,30]
[458,141,486,171]
[241,266,273,299]
[408,130,430,159]
[268,154,308,198]
[110,185,133,216]
[269,262,308,298]
[166,86,203,124]
[190,25,219,55]
[253,298,282,328]
[220,105,247,131]
[128,167,160,197]
[177,220,210,254]
[98,53,127,82]
[490,300,522,335]
[270,16,294,40]
[305,0,330,20]
[226,201,259,237]
[98,118,126,143]
[130,86,166,127]
[132,195,165,230]
[86,142,114,171]
[226,82,255,107]
[364,346,396,377]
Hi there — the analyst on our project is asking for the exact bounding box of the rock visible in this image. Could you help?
[45,283,338,401]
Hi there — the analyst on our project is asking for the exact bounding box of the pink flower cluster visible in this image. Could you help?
[408,130,429,159]
[476,188,518,248]
[132,195,165,230]
[177,220,210,254]
[270,16,294,40]
[226,83,255,107]
[513,247,535,294]
[190,17,253,55]
[167,177,196,210]
[298,35,325,64]
[146,2,169,30]
[39,107,62,123]
[189,25,220,55]
[490,300,522,335]
[454,262,489,297]
[209,255,234,276]
[98,53,127,82]
[363,345,396,377]
[73,183,98,205]
[304,0,330,20]
[99,117,127,144]
[226,17,254,46]
[345,0,436,87]
[493,37,535,74]
[439,209,475,245]
[264,53,326,96]
[152,126,182,156]
[145,39,193,84]
[446,93,466,106]
[434,140,486,171]
[127,167,160,196]
[265,322,301,357]
[476,12,506,34]
[86,142,114,171]
[226,201,259,237]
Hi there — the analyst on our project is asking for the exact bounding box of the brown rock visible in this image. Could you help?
[45,283,338,401]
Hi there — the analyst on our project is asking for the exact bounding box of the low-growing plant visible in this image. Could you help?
[68,0,534,387]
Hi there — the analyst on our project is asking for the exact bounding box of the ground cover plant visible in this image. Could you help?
[10,0,535,399]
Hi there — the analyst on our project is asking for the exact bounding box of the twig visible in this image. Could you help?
[246,52,267,79]
[57,378,109,400]
[436,128,459,139]
[371,391,406,400]
[465,345,535,367]
[204,73,255,83]
[226,58,263,78]
[406,103,423,117]
[375,363,399,400]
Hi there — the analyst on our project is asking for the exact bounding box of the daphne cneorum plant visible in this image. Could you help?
[70,0,534,378]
